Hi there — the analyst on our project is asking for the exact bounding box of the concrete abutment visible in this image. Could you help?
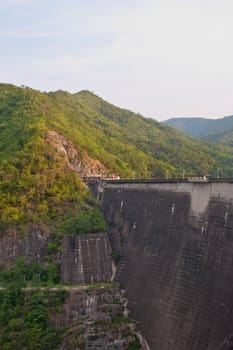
[100,180,233,350]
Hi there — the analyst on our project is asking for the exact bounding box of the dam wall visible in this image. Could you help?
[101,180,233,350]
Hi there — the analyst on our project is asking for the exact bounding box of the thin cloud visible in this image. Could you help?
[1,0,233,120]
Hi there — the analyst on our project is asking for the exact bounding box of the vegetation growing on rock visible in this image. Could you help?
[1,83,233,231]
[2,82,233,271]
[2,83,233,349]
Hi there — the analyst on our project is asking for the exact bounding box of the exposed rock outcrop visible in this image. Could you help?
[45,130,108,177]
[50,287,141,350]
[0,225,50,268]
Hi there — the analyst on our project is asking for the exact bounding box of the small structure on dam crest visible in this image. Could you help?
[60,233,113,284]
[101,179,233,350]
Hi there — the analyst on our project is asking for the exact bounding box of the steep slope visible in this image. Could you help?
[2,83,233,232]
[164,116,233,146]
[2,83,233,348]
[101,180,233,350]
[72,91,233,176]
[0,84,106,232]
[163,115,233,140]
[205,129,233,146]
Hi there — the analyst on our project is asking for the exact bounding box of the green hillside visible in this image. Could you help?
[1,83,233,230]
[2,83,233,348]
[205,129,233,146]
[163,115,233,141]
[73,91,233,177]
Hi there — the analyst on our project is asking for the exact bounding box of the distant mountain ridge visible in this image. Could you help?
[163,116,233,141]
[2,83,233,231]
[2,83,233,350]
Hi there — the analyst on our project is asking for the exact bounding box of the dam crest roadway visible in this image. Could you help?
[97,177,233,350]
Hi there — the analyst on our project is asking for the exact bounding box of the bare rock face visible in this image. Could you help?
[0,225,50,268]
[45,130,108,177]
[0,131,108,267]
[50,288,141,350]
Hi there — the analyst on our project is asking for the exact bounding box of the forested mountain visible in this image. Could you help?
[2,83,233,348]
[1,83,233,230]
[205,129,233,146]
[163,116,233,141]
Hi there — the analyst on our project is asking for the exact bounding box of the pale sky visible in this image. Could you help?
[1,0,233,121]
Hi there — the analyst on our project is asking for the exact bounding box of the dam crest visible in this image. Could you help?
[99,178,233,350]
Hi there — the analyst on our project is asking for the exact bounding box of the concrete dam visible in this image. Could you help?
[100,179,233,350]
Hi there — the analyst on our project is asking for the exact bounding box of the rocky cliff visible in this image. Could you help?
[0,224,50,268]
[45,130,108,177]
[50,286,142,350]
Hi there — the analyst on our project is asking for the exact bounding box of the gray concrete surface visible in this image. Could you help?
[101,181,233,350]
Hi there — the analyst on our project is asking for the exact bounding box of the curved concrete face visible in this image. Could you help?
[101,182,233,350]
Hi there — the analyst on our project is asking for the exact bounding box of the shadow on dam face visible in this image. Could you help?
[101,181,233,350]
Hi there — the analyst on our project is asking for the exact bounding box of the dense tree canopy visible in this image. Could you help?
[1,83,233,229]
